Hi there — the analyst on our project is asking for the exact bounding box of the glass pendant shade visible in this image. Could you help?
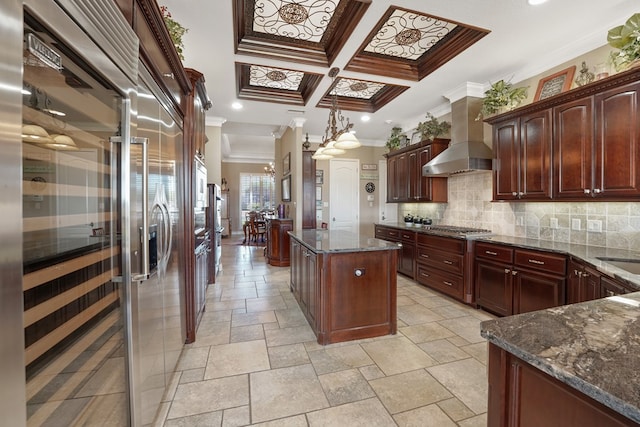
[334,132,361,149]
[312,146,333,160]
[321,140,346,155]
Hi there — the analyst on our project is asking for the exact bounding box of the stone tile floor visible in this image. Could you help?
[156,237,495,426]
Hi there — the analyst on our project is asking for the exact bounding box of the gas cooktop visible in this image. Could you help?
[422,225,493,237]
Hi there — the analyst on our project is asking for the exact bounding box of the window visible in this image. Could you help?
[239,173,275,223]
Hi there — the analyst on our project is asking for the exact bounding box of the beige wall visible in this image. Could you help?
[221,162,270,233]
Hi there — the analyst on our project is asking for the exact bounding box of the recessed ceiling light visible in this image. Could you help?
[384,119,393,124]
[528,0,548,5]
[231,102,243,110]
[361,115,371,122]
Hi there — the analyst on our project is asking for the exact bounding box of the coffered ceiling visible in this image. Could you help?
[159,0,638,163]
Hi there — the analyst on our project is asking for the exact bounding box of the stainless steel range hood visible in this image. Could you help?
[422,95,493,177]
[422,140,493,176]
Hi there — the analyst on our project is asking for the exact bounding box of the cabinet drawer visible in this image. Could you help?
[514,249,566,276]
[475,242,513,263]
[417,233,465,253]
[417,247,463,275]
[399,230,416,243]
[375,226,400,241]
[416,265,463,299]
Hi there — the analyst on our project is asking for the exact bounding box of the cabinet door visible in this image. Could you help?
[416,146,432,201]
[554,97,594,199]
[408,150,419,201]
[493,118,520,200]
[290,240,301,295]
[513,269,564,314]
[300,247,310,313]
[387,156,399,202]
[594,81,640,198]
[396,153,410,201]
[600,276,629,297]
[475,260,513,316]
[519,110,552,200]
[398,243,415,278]
[307,250,318,328]
[582,266,601,302]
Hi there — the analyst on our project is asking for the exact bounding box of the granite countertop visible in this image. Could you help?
[289,229,401,254]
[481,293,640,423]
[477,234,640,291]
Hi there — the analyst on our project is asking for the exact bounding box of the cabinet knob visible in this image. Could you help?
[583,189,591,194]
[505,268,511,274]
[511,270,518,276]
[593,188,601,194]
[512,192,518,197]
[518,192,524,197]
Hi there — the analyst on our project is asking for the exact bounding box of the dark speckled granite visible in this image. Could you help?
[289,229,401,254]
[482,293,640,423]
[477,235,640,291]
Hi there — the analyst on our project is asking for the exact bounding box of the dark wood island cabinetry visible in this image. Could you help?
[289,230,400,345]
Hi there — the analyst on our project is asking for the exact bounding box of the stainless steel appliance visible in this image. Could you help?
[422,225,493,238]
[207,184,223,283]
[5,1,188,426]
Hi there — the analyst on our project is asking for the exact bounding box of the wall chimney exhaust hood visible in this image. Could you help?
[422,140,493,177]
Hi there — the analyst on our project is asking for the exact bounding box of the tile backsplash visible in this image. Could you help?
[400,171,640,250]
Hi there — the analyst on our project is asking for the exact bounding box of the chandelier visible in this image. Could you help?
[312,67,361,160]
[264,161,276,179]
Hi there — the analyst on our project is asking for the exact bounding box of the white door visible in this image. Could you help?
[378,159,397,223]
[329,158,359,232]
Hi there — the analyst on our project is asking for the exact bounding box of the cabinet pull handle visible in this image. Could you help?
[485,250,498,256]
[390,231,397,236]
[443,281,453,287]
[512,270,518,276]
[420,272,430,277]
[512,192,518,196]
[505,268,511,274]
[421,254,429,259]
[443,260,453,265]
[605,289,615,297]
[593,188,601,194]
[583,273,589,278]
[528,259,545,265]
[583,189,591,194]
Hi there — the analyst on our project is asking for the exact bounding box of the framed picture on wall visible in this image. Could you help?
[534,66,576,101]
[281,175,291,201]
[283,152,291,176]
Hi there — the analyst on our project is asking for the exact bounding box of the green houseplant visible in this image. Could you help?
[386,126,405,151]
[608,13,640,72]
[416,113,451,141]
[477,79,528,120]
[160,5,188,61]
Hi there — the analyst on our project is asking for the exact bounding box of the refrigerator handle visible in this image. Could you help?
[132,137,150,281]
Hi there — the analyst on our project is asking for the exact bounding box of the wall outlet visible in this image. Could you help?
[516,215,525,226]
[550,217,559,229]
[587,219,602,232]
[571,218,581,231]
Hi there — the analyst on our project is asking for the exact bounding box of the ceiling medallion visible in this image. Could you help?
[395,28,421,46]
[278,3,308,24]
[332,77,384,100]
[249,65,304,90]
[266,70,287,81]
[349,82,368,92]
[364,9,457,60]
[252,0,338,42]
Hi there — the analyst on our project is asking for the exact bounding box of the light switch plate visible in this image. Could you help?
[572,218,581,230]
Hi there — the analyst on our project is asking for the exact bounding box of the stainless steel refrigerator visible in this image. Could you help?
[207,183,222,283]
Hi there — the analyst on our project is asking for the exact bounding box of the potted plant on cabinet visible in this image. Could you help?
[415,113,451,141]
[477,79,528,120]
[160,5,188,61]
[386,126,405,152]
[608,13,640,72]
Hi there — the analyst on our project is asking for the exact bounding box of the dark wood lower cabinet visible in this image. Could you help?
[374,225,415,278]
[265,217,293,267]
[475,242,566,316]
[290,233,398,345]
[487,343,635,427]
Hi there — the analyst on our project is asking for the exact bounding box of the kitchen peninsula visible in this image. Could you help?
[289,229,400,345]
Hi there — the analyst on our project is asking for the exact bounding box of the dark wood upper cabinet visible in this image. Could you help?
[386,139,448,203]
[492,110,552,201]
[488,66,640,201]
[594,81,640,198]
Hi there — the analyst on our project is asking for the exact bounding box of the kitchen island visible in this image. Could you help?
[481,292,640,426]
[289,229,401,345]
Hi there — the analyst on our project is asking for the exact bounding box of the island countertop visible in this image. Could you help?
[481,292,640,424]
[288,229,401,254]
